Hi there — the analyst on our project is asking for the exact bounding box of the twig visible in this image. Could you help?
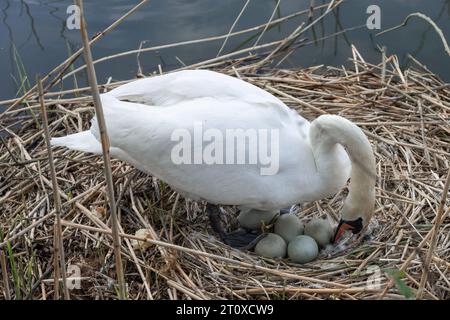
[37,76,70,300]
[252,0,281,49]
[381,46,387,83]
[217,0,251,57]
[417,168,450,299]
[0,243,11,300]
[76,0,126,300]
[254,0,343,68]
[376,12,450,56]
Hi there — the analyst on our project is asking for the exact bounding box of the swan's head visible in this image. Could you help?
[332,189,375,243]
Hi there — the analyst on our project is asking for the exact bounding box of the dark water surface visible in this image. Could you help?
[1,0,450,103]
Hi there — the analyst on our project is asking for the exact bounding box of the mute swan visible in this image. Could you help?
[51,70,376,247]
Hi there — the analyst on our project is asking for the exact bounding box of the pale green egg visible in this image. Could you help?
[304,218,333,247]
[274,214,304,243]
[237,209,278,230]
[254,233,287,259]
[287,235,319,264]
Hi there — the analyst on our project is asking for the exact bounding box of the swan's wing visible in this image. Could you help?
[106,70,309,138]
[89,94,315,209]
[106,70,283,107]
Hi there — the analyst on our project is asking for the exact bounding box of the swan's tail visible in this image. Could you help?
[51,130,102,154]
[50,95,131,155]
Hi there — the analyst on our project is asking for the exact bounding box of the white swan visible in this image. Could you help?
[52,70,376,246]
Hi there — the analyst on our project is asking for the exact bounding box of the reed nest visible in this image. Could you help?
[0,49,449,300]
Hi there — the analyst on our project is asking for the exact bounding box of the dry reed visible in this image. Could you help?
[1,49,449,299]
[0,1,448,300]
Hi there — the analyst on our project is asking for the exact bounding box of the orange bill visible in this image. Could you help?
[333,221,353,243]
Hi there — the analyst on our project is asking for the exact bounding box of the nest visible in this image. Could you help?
[0,51,449,300]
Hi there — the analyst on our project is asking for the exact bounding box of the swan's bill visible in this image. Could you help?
[333,217,363,243]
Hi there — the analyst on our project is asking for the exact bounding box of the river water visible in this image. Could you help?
[1,0,450,104]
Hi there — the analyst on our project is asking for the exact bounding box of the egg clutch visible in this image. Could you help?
[238,210,334,264]
[131,209,335,264]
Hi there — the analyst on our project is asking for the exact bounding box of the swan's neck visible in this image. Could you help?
[310,115,376,224]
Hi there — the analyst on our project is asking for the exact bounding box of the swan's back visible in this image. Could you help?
[108,70,283,107]
[52,70,350,210]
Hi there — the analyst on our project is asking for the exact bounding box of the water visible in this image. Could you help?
[1,0,450,103]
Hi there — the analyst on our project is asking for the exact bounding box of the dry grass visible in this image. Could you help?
[0,0,449,300]
[0,48,449,300]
